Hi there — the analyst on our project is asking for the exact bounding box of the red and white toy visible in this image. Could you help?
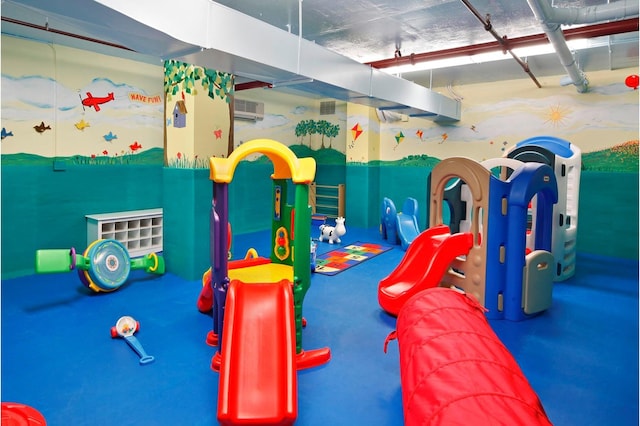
[110,316,155,365]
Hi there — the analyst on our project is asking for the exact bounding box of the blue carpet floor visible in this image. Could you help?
[2,226,638,425]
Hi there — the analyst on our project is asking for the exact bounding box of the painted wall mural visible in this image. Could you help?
[3,35,637,173]
[235,69,637,172]
[1,36,164,166]
[233,89,347,165]
[294,119,341,149]
[371,69,638,172]
[163,60,234,167]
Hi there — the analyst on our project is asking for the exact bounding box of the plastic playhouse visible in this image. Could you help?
[505,135,581,281]
[379,155,558,321]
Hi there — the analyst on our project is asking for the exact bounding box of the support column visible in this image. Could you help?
[345,103,381,228]
[163,61,233,280]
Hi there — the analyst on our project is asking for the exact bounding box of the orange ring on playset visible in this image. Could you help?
[244,248,258,259]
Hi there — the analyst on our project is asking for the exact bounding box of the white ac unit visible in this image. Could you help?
[234,99,264,121]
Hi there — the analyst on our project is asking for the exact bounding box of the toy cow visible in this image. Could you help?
[319,217,346,244]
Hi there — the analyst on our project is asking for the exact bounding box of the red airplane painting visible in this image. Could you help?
[80,92,115,112]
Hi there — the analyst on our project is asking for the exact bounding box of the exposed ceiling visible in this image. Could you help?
[1,0,638,118]
[213,1,633,58]
[214,0,639,88]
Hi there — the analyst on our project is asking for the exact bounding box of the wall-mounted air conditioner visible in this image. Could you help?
[234,99,264,121]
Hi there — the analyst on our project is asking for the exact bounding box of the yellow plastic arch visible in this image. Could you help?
[209,138,316,184]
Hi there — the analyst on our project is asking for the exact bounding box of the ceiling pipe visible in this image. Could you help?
[366,19,638,69]
[235,80,273,91]
[460,0,541,88]
[1,15,135,51]
[526,0,640,93]
[530,0,639,25]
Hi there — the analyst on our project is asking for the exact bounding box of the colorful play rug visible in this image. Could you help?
[314,241,394,276]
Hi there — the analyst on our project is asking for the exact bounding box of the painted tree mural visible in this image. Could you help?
[163,60,235,159]
[295,119,340,148]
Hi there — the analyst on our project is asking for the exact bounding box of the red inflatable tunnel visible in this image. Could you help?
[392,287,552,425]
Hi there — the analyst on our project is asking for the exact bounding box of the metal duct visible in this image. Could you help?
[526,0,639,93]
[86,0,460,121]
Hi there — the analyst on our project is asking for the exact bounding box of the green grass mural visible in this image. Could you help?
[1,147,164,166]
[582,140,638,172]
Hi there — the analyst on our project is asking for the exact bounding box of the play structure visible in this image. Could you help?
[199,139,330,426]
[389,287,552,425]
[505,136,581,281]
[379,156,558,321]
[35,239,165,292]
[380,197,420,250]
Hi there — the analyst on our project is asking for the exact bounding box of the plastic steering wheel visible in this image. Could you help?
[86,239,131,292]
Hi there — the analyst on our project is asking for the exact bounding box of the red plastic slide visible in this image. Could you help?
[378,225,473,316]
[217,279,297,426]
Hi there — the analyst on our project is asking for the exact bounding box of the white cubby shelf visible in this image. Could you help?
[86,208,163,258]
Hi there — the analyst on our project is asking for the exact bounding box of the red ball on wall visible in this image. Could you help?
[624,74,639,90]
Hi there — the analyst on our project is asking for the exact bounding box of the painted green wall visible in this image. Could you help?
[1,164,162,278]
[162,168,211,281]
[228,162,280,234]
[345,164,376,228]
[346,163,639,260]
[2,160,636,280]
[160,163,276,280]
[577,171,639,259]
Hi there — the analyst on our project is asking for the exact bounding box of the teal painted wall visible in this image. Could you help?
[577,171,639,259]
[316,164,346,187]
[162,168,211,281]
[228,162,277,234]
[2,162,636,281]
[0,159,343,280]
[345,164,381,229]
[0,160,310,280]
[160,162,279,280]
[1,164,163,278]
[346,163,638,260]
